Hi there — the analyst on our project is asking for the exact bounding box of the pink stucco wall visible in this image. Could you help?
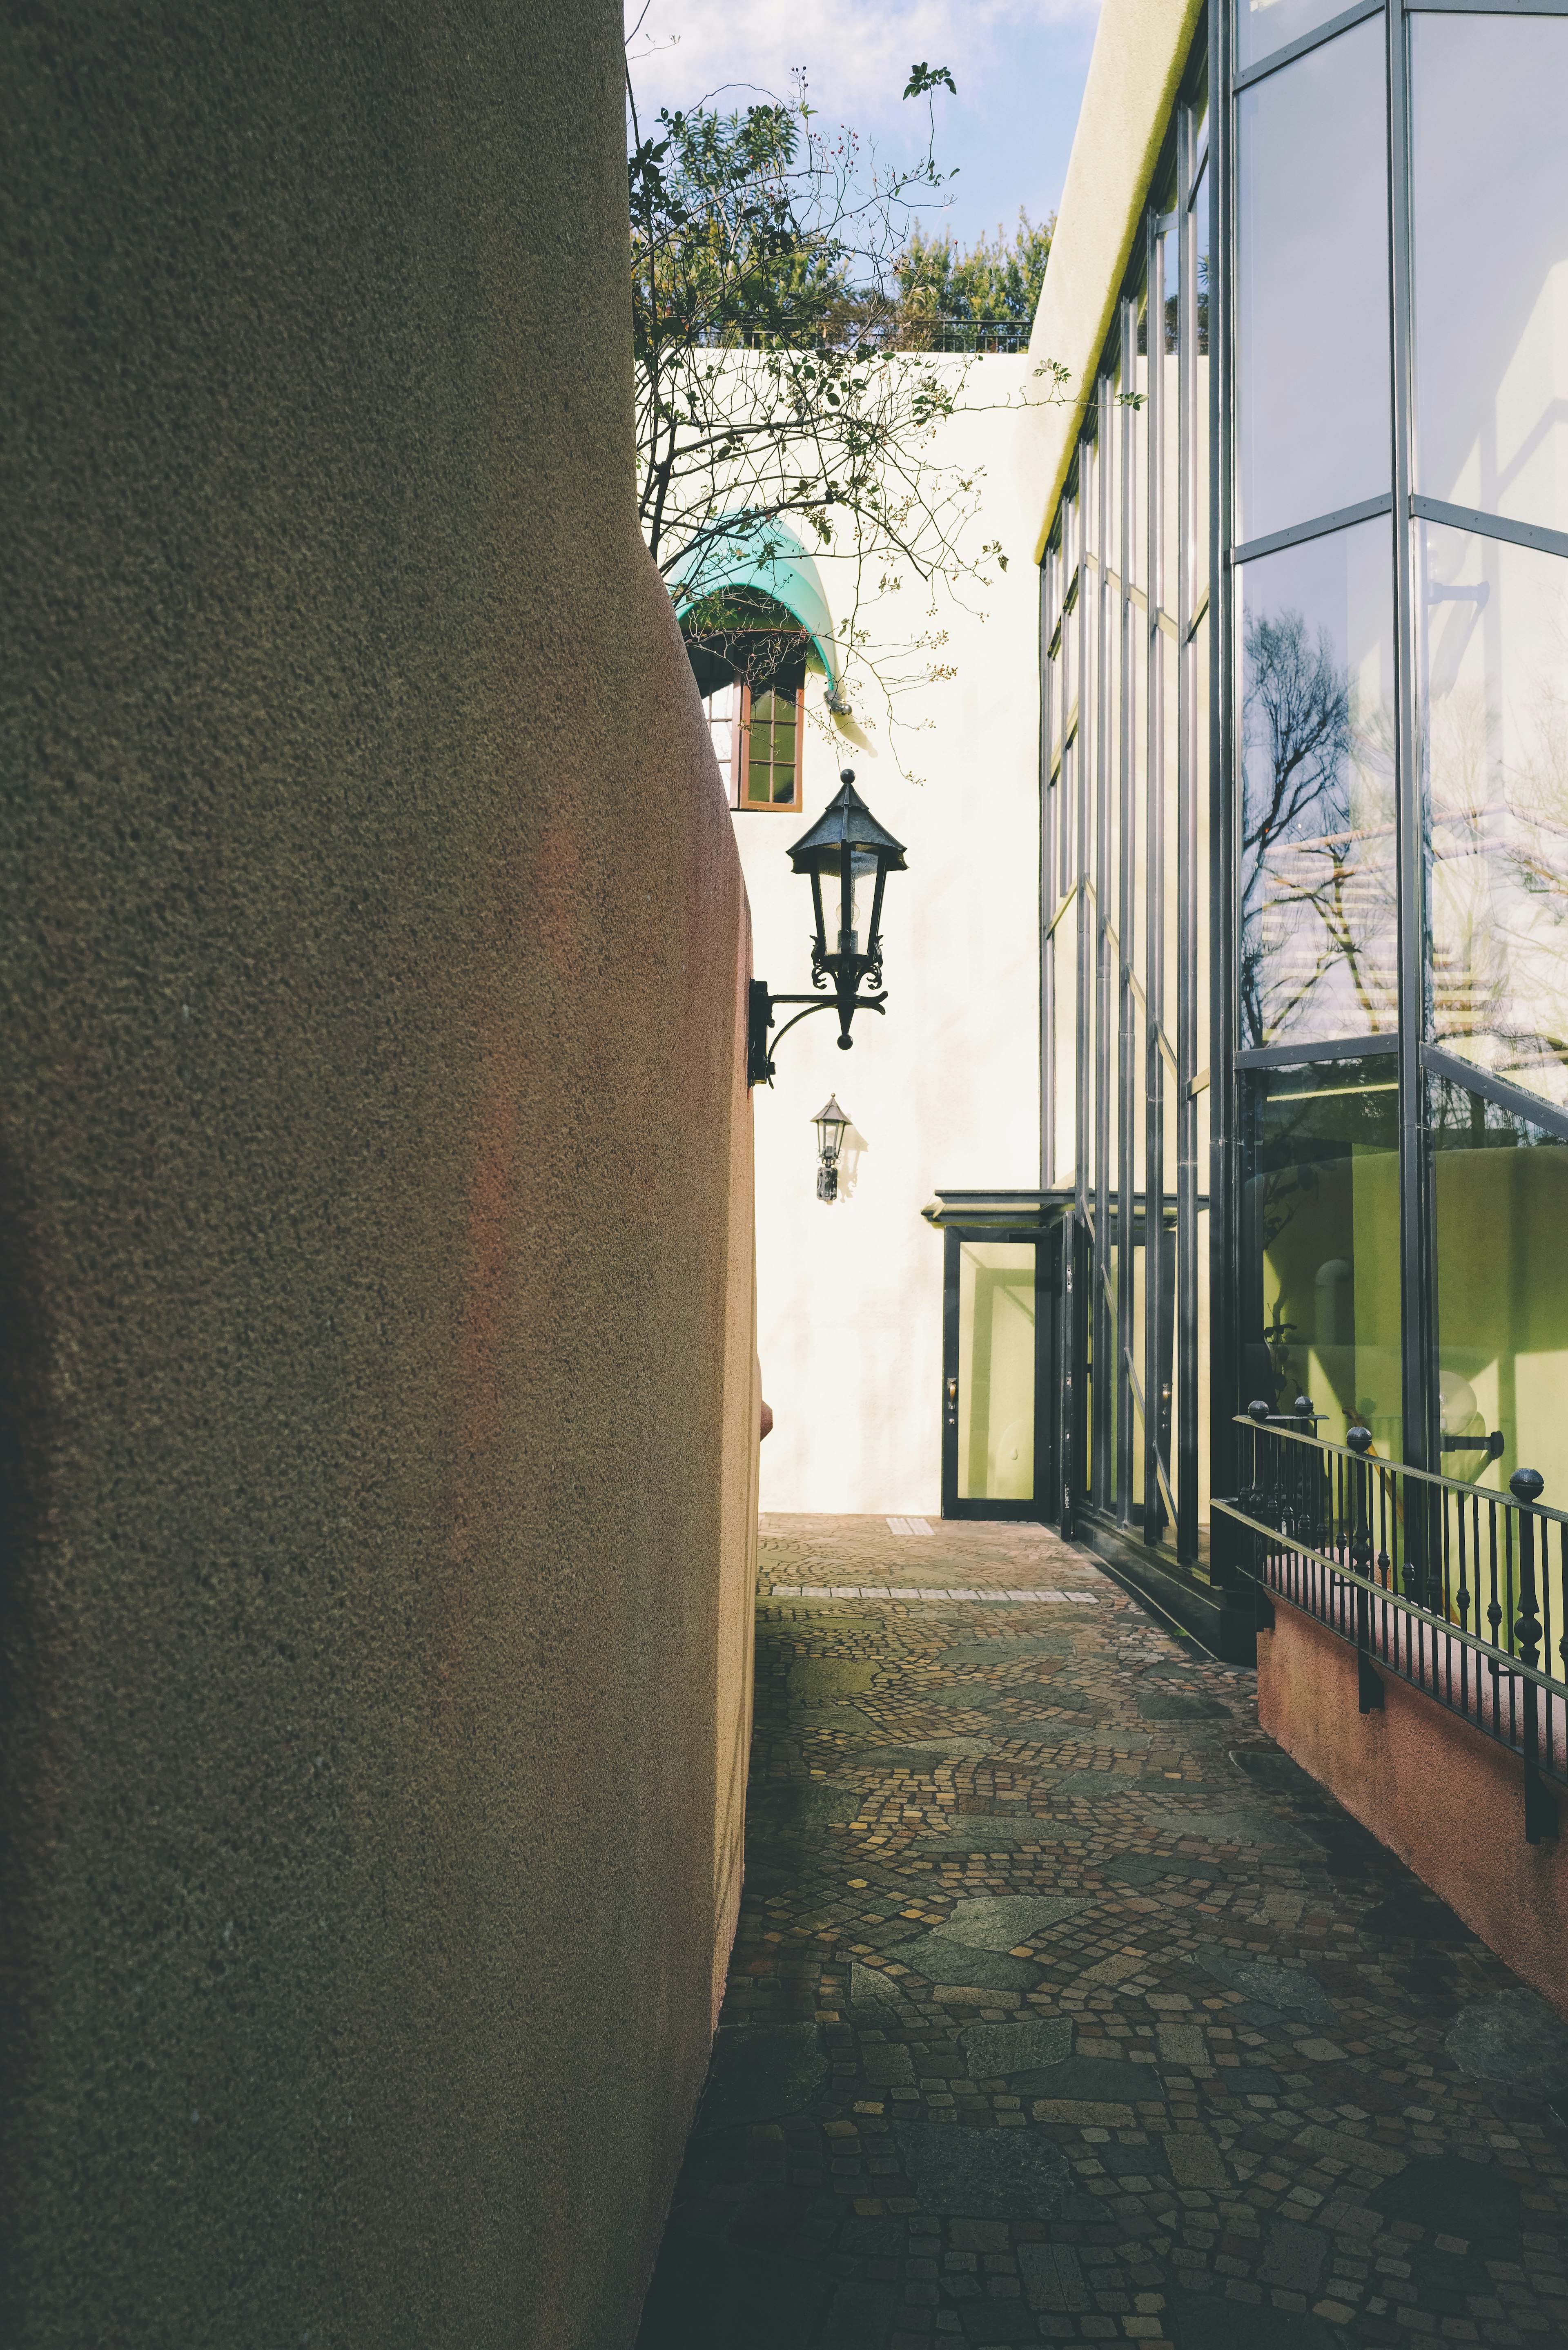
[1258,1600,1568,2017]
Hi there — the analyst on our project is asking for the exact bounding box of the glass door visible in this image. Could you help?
[941,1230,1055,1521]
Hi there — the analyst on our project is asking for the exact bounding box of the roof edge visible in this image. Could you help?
[1013,0,1207,566]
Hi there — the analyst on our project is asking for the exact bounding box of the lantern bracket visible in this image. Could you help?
[748,981,886,1087]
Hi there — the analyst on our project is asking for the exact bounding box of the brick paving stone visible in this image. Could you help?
[634,1516,1568,2350]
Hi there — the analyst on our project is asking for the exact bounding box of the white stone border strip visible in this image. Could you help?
[768,1584,1100,1602]
[885,1515,934,1536]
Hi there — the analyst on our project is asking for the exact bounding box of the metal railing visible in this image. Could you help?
[1215,1407,1566,1842]
[691,314,1031,355]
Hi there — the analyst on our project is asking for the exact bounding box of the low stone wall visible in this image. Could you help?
[1258,1600,1568,2016]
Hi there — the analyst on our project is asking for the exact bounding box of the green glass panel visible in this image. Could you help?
[1432,1072,1568,1502]
[1242,1058,1402,1457]
[957,1243,1036,1502]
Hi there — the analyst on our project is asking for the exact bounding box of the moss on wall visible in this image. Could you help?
[1,4,755,2342]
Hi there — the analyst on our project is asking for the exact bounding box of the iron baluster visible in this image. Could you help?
[1346,1425,1384,1713]
[1510,1469,1559,1843]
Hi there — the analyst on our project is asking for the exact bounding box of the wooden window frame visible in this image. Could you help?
[731,676,806,813]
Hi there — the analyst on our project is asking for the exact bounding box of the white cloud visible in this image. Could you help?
[625,0,1101,137]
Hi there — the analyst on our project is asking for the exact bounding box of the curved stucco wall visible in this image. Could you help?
[1,5,755,2343]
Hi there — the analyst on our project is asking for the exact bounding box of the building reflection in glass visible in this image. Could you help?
[1238,522,1397,1052]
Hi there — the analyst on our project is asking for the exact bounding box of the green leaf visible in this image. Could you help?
[904,62,957,100]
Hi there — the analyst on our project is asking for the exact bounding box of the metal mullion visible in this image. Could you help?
[1041,552,1056,1190]
[1232,493,1394,566]
[1236,1032,1400,1069]
[1093,377,1115,1511]
[1117,297,1138,1525]
[1389,0,1436,1484]
[1421,1043,1568,1146]
[1209,0,1240,1586]
[1144,201,1166,1547]
[1075,461,1092,1318]
[1409,495,1568,563]
[1409,0,1568,12]
[1175,89,1203,1569]
[1234,0,1386,91]
[1069,471,1093,1535]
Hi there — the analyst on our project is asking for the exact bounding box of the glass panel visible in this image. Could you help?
[1132,603,1149,999]
[744,687,799,806]
[1194,1195,1212,1543]
[1236,0,1362,77]
[957,1242,1037,1501]
[1412,15,1568,540]
[1431,1071,1568,1505]
[1238,517,1398,1050]
[1243,1057,1403,1458]
[1130,1226,1147,1512]
[1053,906,1078,1186]
[1237,20,1390,544]
[1131,288,1149,595]
[1194,606,1212,1081]
[708,680,734,797]
[1162,629,1179,1050]
[1422,525,1568,1115]
[1160,222,1180,623]
[1192,159,1211,611]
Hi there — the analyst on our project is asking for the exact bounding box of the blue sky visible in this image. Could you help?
[625,0,1101,255]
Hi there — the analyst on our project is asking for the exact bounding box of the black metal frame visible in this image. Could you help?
[940,1224,1060,1522]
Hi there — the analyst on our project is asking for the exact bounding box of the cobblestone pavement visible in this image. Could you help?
[635,1516,1568,2350]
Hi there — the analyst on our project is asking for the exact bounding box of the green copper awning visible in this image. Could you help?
[670,517,839,688]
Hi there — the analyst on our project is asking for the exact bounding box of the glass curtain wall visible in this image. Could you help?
[1040,29,1212,1564]
[1215,0,1568,1526]
[1042,0,1568,1568]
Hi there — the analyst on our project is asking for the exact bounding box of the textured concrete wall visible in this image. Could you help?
[1,5,756,2343]
[1259,1604,1568,2016]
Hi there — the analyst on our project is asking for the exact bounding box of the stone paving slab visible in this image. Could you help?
[635,1514,1568,2350]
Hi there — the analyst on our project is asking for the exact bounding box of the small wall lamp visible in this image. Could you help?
[747,769,907,1086]
[813,1095,849,1202]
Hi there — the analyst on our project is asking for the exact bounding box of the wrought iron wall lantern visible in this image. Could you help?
[747,769,908,1087]
[813,1095,849,1203]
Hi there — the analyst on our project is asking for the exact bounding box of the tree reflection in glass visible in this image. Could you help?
[1238,522,1397,1050]
[1423,525,1568,1113]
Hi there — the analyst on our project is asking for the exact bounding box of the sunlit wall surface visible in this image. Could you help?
[1039,37,1212,1565]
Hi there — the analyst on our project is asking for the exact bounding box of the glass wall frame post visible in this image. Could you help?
[1092,387,1116,1510]
[1176,93,1203,1567]
[1040,552,1058,1191]
[1143,202,1168,1547]
[1388,0,1438,1485]
[1209,0,1241,1583]
[1116,299,1139,1523]
[1074,465,1094,1525]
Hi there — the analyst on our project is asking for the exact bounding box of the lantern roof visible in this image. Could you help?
[812,1095,849,1128]
[787,774,908,875]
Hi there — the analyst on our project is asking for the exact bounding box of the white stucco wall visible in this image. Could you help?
[733,366,1041,1514]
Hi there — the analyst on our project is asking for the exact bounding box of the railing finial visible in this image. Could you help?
[1510,1467,1546,1506]
[1346,1424,1373,1455]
